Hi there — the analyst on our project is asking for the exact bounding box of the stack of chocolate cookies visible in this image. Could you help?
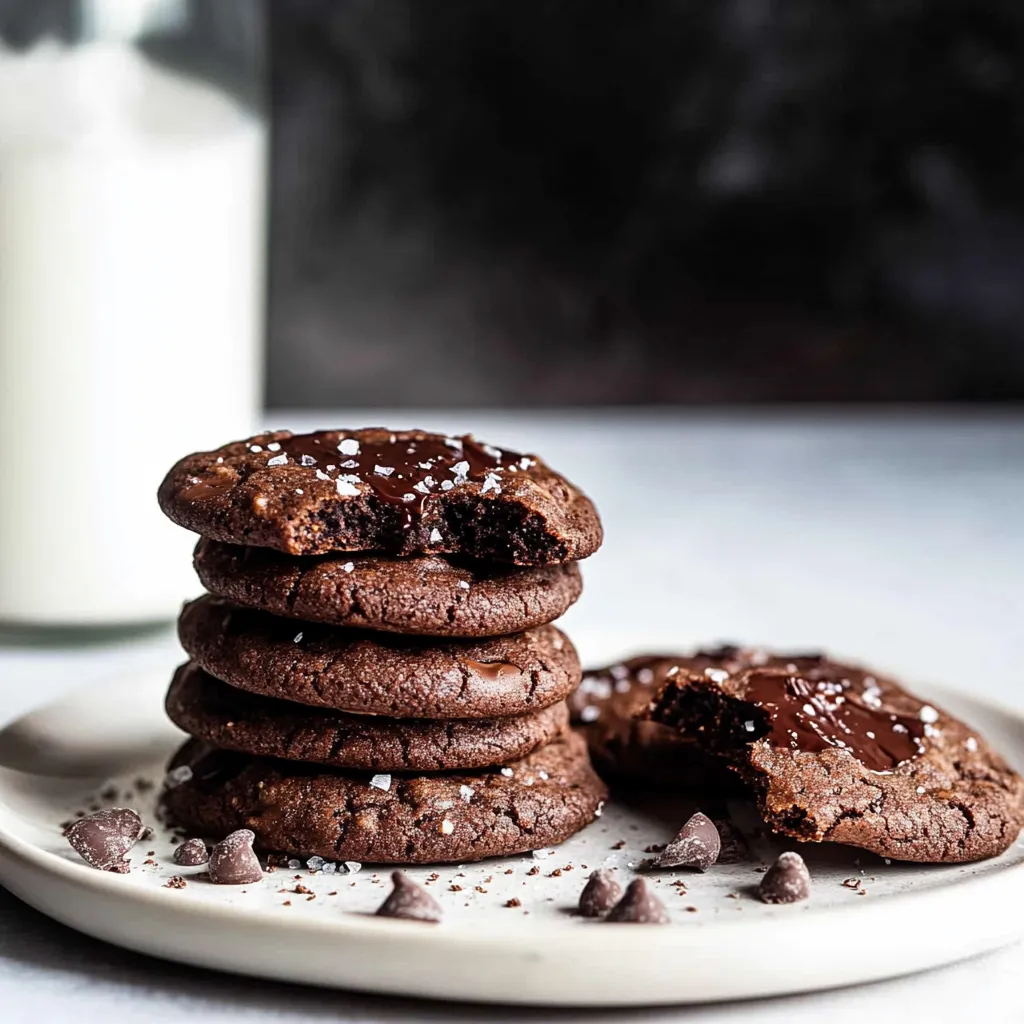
[156,428,607,864]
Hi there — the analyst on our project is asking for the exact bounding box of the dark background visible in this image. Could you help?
[267,0,1024,406]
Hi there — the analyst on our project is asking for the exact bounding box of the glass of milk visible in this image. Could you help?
[0,0,266,629]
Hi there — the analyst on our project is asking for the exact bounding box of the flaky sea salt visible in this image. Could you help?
[369,773,392,792]
[919,705,939,724]
[344,861,362,874]
[459,784,474,803]
[306,856,325,872]
[457,580,470,590]
[164,765,192,788]
[267,454,286,466]
[342,562,355,573]
[429,527,442,543]
[439,821,454,836]
[580,705,600,723]
[336,478,359,496]
[338,438,360,456]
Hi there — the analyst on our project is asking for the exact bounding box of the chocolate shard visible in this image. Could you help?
[208,829,263,885]
[63,808,144,872]
[376,871,443,923]
[605,878,670,924]
[173,837,210,866]
[578,868,622,917]
[653,811,721,872]
[758,851,812,904]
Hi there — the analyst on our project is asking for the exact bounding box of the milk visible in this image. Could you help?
[0,41,265,624]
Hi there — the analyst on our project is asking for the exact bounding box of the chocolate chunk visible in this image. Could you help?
[653,812,721,872]
[758,852,812,904]
[207,829,263,885]
[375,871,443,923]
[578,868,622,917]
[63,808,144,872]
[173,837,209,866]
[605,878,670,924]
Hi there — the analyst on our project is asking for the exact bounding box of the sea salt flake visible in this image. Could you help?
[164,765,192,788]
[439,820,455,836]
[459,785,474,803]
[429,527,442,543]
[916,786,926,794]
[293,632,303,643]
[295,488,303,495]
[965,737,978,752]
[614,679,631,694]
[287,858,302,870]
[315,469,331,481]
[610,665,629,680]
[538,771,549,780]
[500,767,514,778]
[300,454,317,466]
[266,453,287,466]
[457,580,470,590]
[374,465,395,477]
[580,706,600,723]
[417,461,434,470]
[336,478,360,497]
[342,562,355,573]
[413,480,431,494]
[802,703,817,717]
[321,862,337,874]
[306,856,325,872]
[444,437,463,449]
[369,774,392,792]
[704,667,729,684]
[344,861,362,874]
[249,444,263,453]
[637,668,654,684]
[450,460,470,479]
[440,480,454,491]
[743,720,756,732]
[919,705,939,724]
[402,493,416,502]
[338,439,360,456]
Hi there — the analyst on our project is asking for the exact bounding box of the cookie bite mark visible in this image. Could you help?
[158,428,603,564]
[649,661,1024,863]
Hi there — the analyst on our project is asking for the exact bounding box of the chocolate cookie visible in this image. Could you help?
[160,731,607,864]
[193,540,582,637]
[649,655,1024,863]
[166,662,571,771]
[179,596,580,718]
[158,429,602,565]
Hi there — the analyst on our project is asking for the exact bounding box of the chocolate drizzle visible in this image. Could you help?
[742,670,928,772]
[275,431,527,525]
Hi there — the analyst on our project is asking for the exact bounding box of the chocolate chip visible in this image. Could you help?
[578,868,622,917]
[173,838,210,866]
[63,808,144,872]
[653,812,721,872]
[207,829,263,885]
[605,878,670,924]
[758,852,811,904]
[375,871,443,923]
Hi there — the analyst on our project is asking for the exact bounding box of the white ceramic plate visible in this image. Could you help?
[0,668,1022,1007]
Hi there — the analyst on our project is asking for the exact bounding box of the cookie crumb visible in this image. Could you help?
[163,876,187,889]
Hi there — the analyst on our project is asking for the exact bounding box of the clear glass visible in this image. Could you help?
[0,0,267,630]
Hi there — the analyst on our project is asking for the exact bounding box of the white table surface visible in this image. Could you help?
[2,408,1023,1023]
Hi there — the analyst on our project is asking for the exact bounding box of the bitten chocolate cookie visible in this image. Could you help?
[158,428,602,565]
[649,655,1024,863]
[179,596,580,719]
[166,662,571,771]
[161,731,607,864]
[193,540,582,637]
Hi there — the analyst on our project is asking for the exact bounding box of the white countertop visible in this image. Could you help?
[2,409,1023,1023]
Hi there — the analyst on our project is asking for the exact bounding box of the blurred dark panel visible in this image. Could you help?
[267,0,1024,405]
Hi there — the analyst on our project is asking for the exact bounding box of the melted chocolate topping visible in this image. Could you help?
[275,431,527,524]
[743,670,928,772]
